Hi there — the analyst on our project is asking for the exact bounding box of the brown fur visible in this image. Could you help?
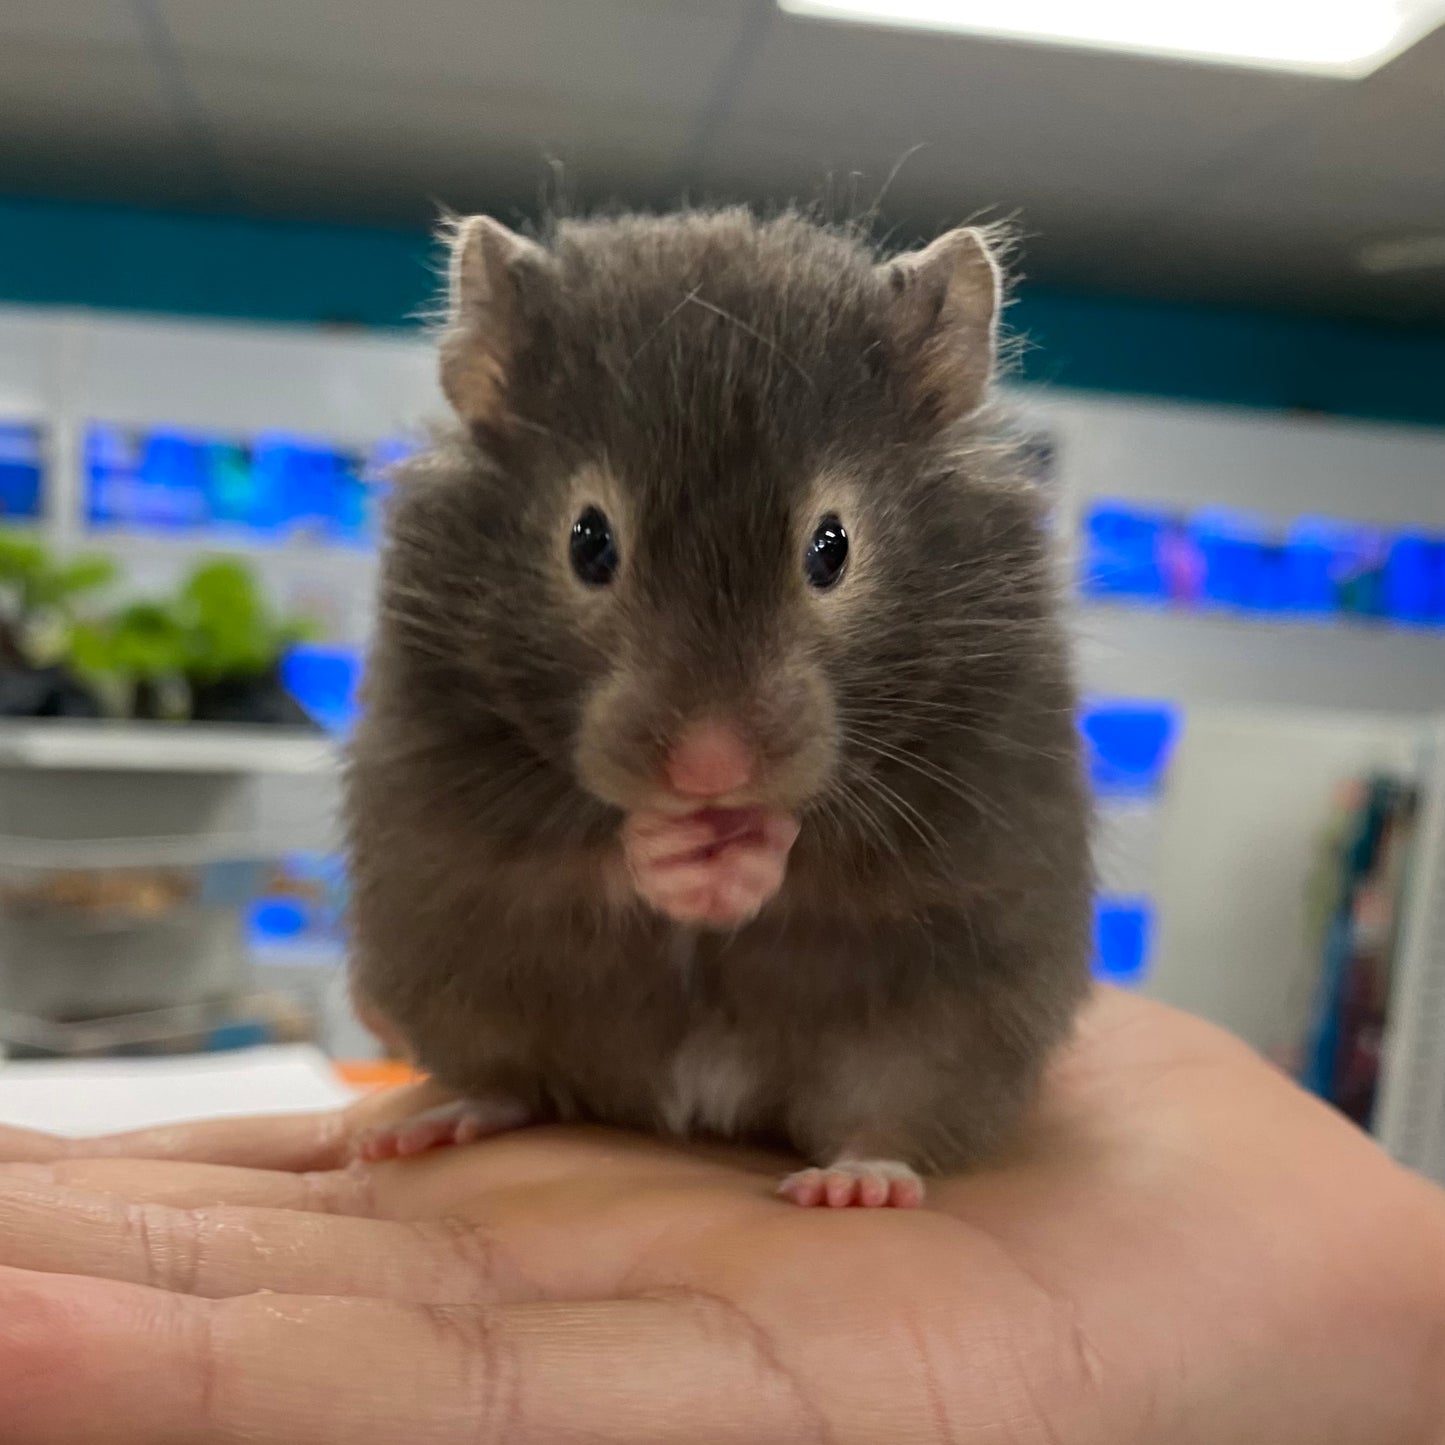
[346,208,1093,1174]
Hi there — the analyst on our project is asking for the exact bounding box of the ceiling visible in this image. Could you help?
[2,0,1444,324]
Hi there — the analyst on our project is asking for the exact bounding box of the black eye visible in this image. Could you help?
[570,505,619,586]
[804,514,849,590]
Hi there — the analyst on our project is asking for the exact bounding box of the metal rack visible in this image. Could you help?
[1376,719,1445,1184]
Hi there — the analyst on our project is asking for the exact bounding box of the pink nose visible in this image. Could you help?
[664,722,755,798]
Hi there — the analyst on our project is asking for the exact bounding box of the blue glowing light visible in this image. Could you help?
[1080,498,1445,628]
[0,421,45,520]
[84,422,415,546]
[1079,700,1181,797]
[281,646,361,733]
[1093,898,1153,986]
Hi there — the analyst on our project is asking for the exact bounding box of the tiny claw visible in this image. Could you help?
[356,1097,530,1163]
[778,1158,924,1209]
[777,1167,827,1207]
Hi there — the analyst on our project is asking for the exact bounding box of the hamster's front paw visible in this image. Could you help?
[778,1158,925,1209]
[622,805,799,929]
[356,1095,531,1163]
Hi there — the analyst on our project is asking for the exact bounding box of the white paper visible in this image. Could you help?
[0,1044,356,1136]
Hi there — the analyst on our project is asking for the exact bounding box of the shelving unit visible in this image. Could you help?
[0,720,334,775]
[1377,720,1445,1185]
[0,721,343,1056]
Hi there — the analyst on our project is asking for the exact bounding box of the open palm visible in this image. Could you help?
[0,988,1442,1443]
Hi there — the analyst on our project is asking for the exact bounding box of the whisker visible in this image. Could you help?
[684,294,816,392]
[627,285,702,367]
[852,767,945,858]
[833,778,902,863]
[839,710,1072,764]
[845,732,1020,841]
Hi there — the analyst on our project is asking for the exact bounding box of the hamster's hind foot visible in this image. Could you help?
[778,1158,925,1209]
[357,1095,531,1162]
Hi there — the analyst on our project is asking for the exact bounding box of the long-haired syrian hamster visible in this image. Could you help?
[347,208,1093,1207]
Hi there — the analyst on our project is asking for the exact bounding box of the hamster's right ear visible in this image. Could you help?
[438,215,551,430]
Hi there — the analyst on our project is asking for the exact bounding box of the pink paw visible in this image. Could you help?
[778,1159,925,1209]
[622,805,798,929]
[357,1097,530,1163]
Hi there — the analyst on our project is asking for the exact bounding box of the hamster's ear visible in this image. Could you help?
[439,215,551,430]
[879,226,1001,420]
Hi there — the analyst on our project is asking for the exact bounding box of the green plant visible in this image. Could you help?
[65,602,190,718]
[57,553,321,720]
[175,558,319,684]
[0,530,117,666]
[63,556,320,719]
[68,603,188,682]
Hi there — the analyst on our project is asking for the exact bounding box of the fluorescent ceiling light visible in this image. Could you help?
[777,1,1445,76]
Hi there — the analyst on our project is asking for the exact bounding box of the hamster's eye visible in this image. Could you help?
[804,514,849,590]
[570,506,619,587]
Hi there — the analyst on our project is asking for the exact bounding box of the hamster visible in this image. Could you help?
[346,208,1093,1207]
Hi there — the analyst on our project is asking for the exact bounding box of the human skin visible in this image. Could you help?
[0,987,1442,1444]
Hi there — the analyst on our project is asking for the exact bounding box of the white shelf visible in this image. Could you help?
[0,721,337,775]
[0,833,282,868]
[253,940,346,969]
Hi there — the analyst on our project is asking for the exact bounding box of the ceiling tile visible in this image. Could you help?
[0,37,204,202]
[0,0,1440,324]
[182,54,694,219]
[0,0,142,47]
[157,0,756,114]
[1171,32,1445,222]
[1130,31,1445,318]
[710,14,1327,206]
[0,26,260,209]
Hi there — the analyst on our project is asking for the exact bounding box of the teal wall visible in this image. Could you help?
[4,194,1444,427]
[0,196,435,330]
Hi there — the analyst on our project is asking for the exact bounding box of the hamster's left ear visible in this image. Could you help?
[878,226,1002,422]
[439,215,552,431]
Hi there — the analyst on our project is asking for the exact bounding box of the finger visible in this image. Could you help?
[0,1267,813,1445]
[0,1124,72,1163]
[0,1157,373,1212]
[77,1109,357,1171]
[0,1180,537,1303]
[7,1125,771,1236]
[42,1081,456,1174]
[7,1125,728,1226]
[0,1156,777,1309]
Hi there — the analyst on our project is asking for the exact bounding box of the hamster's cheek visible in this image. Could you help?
[622,807,798,929]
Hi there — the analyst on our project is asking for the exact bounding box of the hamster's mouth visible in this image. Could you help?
[621,804,800,930]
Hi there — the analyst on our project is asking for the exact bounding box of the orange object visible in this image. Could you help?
[333,1060,423,1092]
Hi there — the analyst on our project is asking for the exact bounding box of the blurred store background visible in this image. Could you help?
[1,0,1444,1176]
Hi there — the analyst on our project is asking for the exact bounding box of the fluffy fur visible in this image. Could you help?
[347,208,1093,1176]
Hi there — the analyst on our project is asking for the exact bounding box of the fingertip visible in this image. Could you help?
[777,1168,825,1207]
[0,1266,203,1442]
[452,1117,484,1146]
[891,1178,925,1209]
[858,1174,890,1208]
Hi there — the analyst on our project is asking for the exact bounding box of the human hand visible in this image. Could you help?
[0,989,1442,1443]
